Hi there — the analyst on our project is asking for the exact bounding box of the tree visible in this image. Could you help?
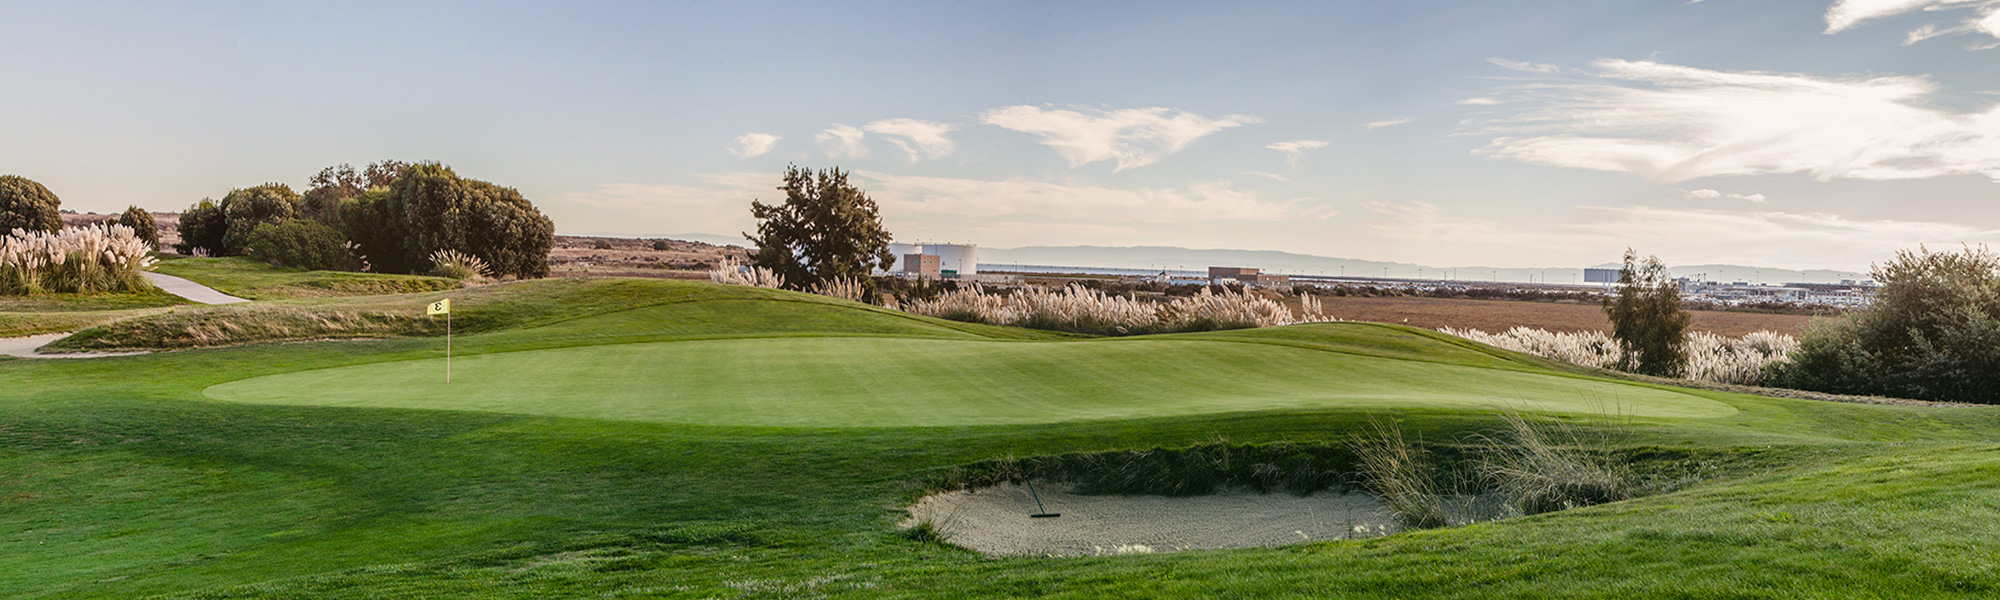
[384,163,553,279]
[174,199,228,255]
[302,160,408,227]
[220,183,303,256]
[245,219,350,271]
[1603,249,1689,377]
[112,205,159,250]
[1766,245,2000,403]
[744,166,894,291]
[338,188,402,273]
[0,175,62,234]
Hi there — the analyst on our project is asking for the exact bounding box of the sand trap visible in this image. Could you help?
[0,333,149,359]
[904,483,1398,557]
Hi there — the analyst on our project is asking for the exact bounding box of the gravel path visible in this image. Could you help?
[904,483,1396,557]
[143,272,249,304]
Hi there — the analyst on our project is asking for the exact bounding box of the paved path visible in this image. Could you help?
[143,272,250,304]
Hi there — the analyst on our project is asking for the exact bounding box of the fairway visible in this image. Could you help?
[204,336,1733,426]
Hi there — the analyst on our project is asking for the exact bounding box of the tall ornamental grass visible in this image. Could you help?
[0,224,157,295]
[901,284,1332,335]
[1440,326,1796,385]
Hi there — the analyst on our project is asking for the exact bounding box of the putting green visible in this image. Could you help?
[203,336,1734,426]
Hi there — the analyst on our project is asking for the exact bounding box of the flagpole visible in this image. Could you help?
[446,310,452,384]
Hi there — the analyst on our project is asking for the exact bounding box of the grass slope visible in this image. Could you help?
[3,278,1998,598]
[151,256,460,300]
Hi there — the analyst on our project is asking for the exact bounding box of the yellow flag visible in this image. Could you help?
[427,299,451,315]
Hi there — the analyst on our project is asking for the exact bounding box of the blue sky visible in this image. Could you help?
[4,0,1998,270]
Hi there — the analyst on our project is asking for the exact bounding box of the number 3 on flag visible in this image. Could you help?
[427,299,451,315]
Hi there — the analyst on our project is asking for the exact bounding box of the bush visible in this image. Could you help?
[113,205,159,250]
[592,239,614,250]
[0,175,63,234]
[338,189,402,273]
[220,183,303,256]
[174,199,228,256]
[245,219,351,271]
[652,239,670,251]
[1765,245,2000,403]
[428,248,491,280]
[0,225,155,295]
[386,163,554,279]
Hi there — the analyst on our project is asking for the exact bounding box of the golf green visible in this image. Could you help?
[203,337,1734,426]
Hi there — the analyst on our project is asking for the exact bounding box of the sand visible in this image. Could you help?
[903,483,1398,557]
[0,333,149,359]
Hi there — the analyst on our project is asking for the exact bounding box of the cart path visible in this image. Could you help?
[144,271,250,304]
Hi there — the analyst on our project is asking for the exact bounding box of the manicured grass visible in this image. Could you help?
[4,277,1999,598]
[205,329,1732,426]
[151,256,460,300]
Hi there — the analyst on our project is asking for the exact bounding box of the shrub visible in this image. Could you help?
[0,224,156,295]
[339,189,404,273]
[0,175,62,234]
[652,239,671,251]
[175,199,229,256]
[592,239,614,250]
[1765,245,2000,403]
[246,219,351,271]
[220,183,303,256]
[113,205,159,250]
[889,283,1331,335]
[428,248,491,280]
[388,163,554,279]
[1438,326,1795,385]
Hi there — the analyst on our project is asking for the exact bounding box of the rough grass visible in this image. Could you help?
[6,277,2000,598]
[152,256,460,300]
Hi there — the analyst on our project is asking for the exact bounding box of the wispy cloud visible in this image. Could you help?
[862,118,956,162]
[1678,188,1767,202]
[980,105,1259,171]
[815,124,869,160]
[1242,170,1293,182]
[1487,57,1564,73]
[1458,97,1503,106]
[1473,59,2000,182]
[1823,0,2000,44]
[1266,140,1329,167]
[856,171,1324,224]
[731,133,780,158]
[1365,118,1414,130]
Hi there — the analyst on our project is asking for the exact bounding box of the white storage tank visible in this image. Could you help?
[927,243,977,276]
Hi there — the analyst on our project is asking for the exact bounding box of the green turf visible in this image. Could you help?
[5,277,2000,599]
[206,332,1732,426]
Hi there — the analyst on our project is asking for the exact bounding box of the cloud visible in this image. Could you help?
[1265,140,1329,167]
[980,105,1260,171]
[1363,201,2000,270]
[1242,170,1293,182]
[1822,0,2000,43]
[1678,188,1767,202]
[546,172,773,237]
[1487,57,1564,73]
[1458,97,1503,106]
[861,118,956,162]
[731,133,780,158]
[855,171,1325,224]
[815,124,869,160]
[1472,59,2000,182]
[1365,118,1414,130]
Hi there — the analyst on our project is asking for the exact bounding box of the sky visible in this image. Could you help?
[4,0,1999,271]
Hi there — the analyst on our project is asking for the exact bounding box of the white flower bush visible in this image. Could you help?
[708,259,785,289]
[0,224,157,295]
[1439,326,1797,385]
[901,284,1333,335]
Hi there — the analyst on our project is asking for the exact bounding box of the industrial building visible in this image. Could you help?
[1208,267,1291,288]
[883,243,978,278]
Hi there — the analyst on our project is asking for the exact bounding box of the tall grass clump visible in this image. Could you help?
[900,283,1332,335]
[1440,326,1795,385]
[0,224,156,295]
[1474,412,1631,514]
[809,276,866,302]
[708,258,784,289]
[428,248,492,281]
[1350,420,1451,529]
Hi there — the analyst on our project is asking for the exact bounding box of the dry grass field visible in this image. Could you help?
[547,235,747,279]
[1315,295,1821,336]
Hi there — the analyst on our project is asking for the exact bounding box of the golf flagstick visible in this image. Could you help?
[1026,479,1060,518]
[427,299,452,383]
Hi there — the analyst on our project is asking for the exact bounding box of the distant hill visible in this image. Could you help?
[561,232,749,248]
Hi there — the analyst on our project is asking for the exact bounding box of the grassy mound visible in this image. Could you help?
[5,276,2000,598]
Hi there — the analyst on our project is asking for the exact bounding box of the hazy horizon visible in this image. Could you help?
[7,1,1998,272]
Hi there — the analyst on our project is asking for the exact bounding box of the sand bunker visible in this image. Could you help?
[0,333,148,359]
[904,483,1398,557]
